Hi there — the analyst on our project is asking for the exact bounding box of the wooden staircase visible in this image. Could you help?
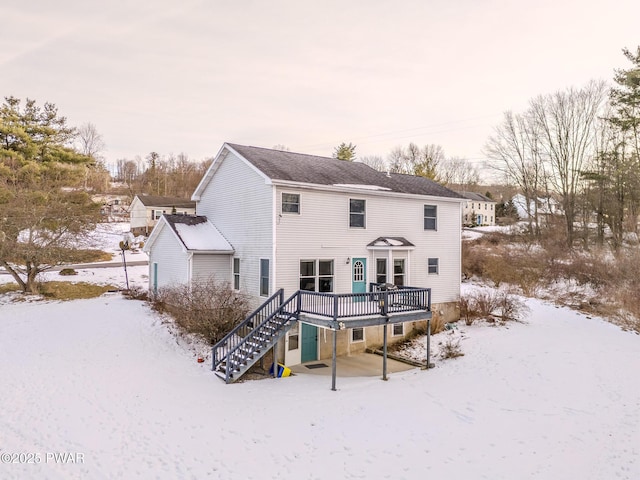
[212,289,298,383]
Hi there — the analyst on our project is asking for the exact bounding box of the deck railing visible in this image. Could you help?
[212,288,285,373]
[297,285,431,320]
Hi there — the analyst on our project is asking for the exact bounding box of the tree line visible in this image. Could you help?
[485,47,640,251]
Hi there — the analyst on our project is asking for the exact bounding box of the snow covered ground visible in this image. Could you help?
[1,282,639,479]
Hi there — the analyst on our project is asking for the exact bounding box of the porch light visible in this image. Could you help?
[346,257,351,264]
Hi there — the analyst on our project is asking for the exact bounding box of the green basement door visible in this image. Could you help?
[301,323,318,363]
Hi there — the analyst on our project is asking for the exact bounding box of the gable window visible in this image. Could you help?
[428,258,439,275]
[393,259,405,286]
[424,205,437,230]
[351,327,364,342]
[349,199,366,228]
[260,259,269,296]
[392,323,404,336]
[376,258,387,284]
[233,258,240,290]
[282,193,300,214]
[300,260,334,292]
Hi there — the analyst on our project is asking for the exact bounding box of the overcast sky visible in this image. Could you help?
[2,0,639,174]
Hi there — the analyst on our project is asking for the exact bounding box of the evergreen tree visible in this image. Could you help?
[333,142,356,161]
[0,97,100,293]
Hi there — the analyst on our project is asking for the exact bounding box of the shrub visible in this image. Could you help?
[440,335,464,359]
[151,279,250,345]
[460,289,529,323]
[59,268,77,276]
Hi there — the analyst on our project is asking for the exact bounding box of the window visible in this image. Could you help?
[392,323,404,336]
[300,260,315,291]
[349,199,366,228]
[353,260,364,282]
[484,203,487,210]
[288,323,299,351]
[153,209,164,220]
[428,258,439,275]
[260,259,269,296]
[352,327,364,342]
[471,202,475,209]
[233,258,240,290]
[424,205,437,230]
[490,204,494,210]
[376,258,387,284]
[393,259,405,286]
[318,260,334,293]
[282,193,300,214]
[300,260,334,292]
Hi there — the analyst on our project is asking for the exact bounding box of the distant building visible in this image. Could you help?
[129,194,196,236]
[92,194,130,222]
[512,194,562,220]
[458,192,496,226]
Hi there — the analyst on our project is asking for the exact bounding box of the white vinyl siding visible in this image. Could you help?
[196,150,273,301]
[147,225,190,288]
[275,186,462,304]
[192,254,232,284]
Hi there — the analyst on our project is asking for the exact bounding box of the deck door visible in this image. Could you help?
[352,257,367,302]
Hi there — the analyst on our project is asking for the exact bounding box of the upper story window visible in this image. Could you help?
[282,193,300,214]
[349,199,366,228]
[424,205,437,230]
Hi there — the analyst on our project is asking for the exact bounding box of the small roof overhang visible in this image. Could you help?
[366,236,415,250]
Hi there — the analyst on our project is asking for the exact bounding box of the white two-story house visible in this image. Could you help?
[144,143,464,368]
[459,192,496,227]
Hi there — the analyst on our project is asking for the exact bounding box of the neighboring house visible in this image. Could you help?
[512,193,562,220]
[458,192,496,227]
[144,143,465,373]
[129,194,196,236]
[92,194,130,222]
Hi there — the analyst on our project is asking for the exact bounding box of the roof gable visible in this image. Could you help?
[143,215,233,254]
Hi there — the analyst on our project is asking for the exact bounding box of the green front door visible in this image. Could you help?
[352,257,367,300]
[301,323,318,363]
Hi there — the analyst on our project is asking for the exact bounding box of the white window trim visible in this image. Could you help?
[428,257,439,275]
[391,323,404,337]
[349,198,366,229]
[282,192,301,214]
[351,327,365,343]
[424,204,437,231]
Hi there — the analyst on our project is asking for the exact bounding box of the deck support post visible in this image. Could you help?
[382,319,388,381]
[426,317,431,369]
[331,327,337,391]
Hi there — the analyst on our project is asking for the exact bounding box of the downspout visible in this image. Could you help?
[272,185,277,295]
[188,251,194,288]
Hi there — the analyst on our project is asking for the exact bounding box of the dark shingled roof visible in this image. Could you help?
[226,143,464,199]
[457,192,495,202]
[136,194,196,209]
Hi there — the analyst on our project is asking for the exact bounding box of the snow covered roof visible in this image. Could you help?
[149,215,234,253]
[367,236,415,248]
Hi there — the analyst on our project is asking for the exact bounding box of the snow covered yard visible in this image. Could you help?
[1,290,639,479]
